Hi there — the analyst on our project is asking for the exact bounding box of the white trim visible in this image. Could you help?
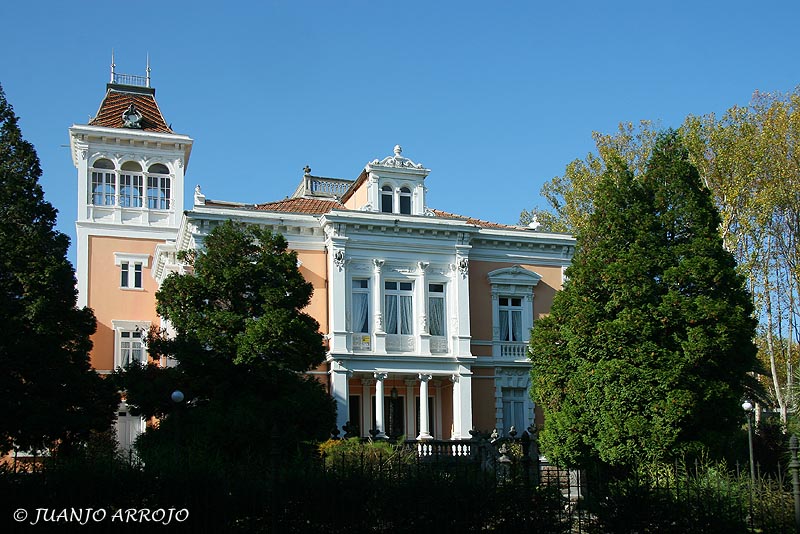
[111,320,151,369]
[113,252,150,268]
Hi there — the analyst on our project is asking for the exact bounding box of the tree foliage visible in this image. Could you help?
[0,84,118,454]
[524,89,800,423]
[529,132,760,467]
[122,220,335,463]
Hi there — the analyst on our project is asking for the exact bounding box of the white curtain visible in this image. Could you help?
[385,295,397,334]
[400,295,413,334]
[429,297,444,336]
[353,293,369,333]
[499,310,509,341]
[511,310,522,341]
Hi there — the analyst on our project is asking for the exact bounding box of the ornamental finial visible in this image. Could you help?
[146,53,151,88]
[110,49,116,83]
[394,145,402,156]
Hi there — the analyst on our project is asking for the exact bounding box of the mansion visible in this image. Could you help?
[69,69,575,449]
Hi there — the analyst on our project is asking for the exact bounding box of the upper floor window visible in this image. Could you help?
[114,252,149,290]
[399,187,412,214]
[91,158,115,206]
[88,160,172,210]
[352,279,370,333]
[428,283,445,336]
[381,185,393,213]
[119,161,143,208]
[498,297,523,341]
[147,164,171,210]
[385,281,413,335]
[120,261,143,289]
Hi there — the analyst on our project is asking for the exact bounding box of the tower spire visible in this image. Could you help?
[146,53,151,88]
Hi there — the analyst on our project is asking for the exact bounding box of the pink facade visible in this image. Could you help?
[72,74,575,449]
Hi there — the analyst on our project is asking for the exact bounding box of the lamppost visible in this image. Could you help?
[742,400,756,482]
[742,400,755,526]
[172,390,184,457]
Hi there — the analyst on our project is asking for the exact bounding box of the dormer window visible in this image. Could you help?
[381,185,393,213]
[399,187,411,215]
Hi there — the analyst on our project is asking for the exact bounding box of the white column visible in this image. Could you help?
[361,378,374,438]
[451,370,474,440]
[417,262,431,355]
[372,259,386,354]
[417,374,433,440]
[374,372,387,438]
[330,361,350,434]
[451,374,462,440]
[454,244,472,357]
[405,378,417,439]
[327,234,348,353]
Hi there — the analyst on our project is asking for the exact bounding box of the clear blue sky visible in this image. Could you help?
[2,1,798,265]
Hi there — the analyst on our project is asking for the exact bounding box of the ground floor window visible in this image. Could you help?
[502,388,526,435]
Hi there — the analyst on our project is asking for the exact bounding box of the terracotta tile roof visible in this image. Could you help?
[89,86,173,133]
[430,209,527,230]
[254,197,345,215]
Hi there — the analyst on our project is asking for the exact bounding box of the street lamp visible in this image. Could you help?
[171,390,185,404]
[742,400,756,482]
[742,400,755,527]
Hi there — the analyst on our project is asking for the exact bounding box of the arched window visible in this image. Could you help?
[399,187,412,215]
[90,158,115,206]
[381,185,394,213]
[119,161,143,208]
[146,164,171,210]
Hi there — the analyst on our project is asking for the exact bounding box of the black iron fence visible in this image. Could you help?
[4,431,800,533]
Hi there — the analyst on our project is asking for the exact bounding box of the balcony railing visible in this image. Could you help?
[498,342,528,359]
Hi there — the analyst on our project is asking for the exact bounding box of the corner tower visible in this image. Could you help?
[70,61,192,373]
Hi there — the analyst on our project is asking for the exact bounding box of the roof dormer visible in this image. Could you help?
[341,145,430,215]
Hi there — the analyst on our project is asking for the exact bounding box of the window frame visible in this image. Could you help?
[384,280,414,335]
[114,253,150,290]
[380,185,394,213]
[427,282,446,337]
[398,186,412,215]
[112,320,151,369]
[351,278,371,334]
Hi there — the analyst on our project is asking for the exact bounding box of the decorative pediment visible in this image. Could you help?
[487,265,542,287]
[369,145,426,170]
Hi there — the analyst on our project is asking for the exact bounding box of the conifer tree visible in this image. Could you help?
[529,131,760,468]
[123,220,335,463]
[0,84,118,455]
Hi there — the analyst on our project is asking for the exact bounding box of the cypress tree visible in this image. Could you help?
[530,131,760,468]
[0,84,118,455]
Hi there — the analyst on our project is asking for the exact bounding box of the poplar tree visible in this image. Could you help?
[529,131,760,468]
[0,84,118,455]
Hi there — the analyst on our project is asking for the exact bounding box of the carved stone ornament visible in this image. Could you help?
[333,250,345,271]
[418,261,430,273]
[419,315,428,333]
[458,258,469,278]
[372,258,385,271]
[79,149,88,160]
[121,104,143,129]
[369,145,425,169]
